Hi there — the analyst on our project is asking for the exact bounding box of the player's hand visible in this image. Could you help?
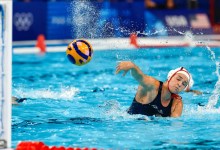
[115,61,134,76]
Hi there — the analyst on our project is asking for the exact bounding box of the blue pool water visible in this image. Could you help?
[12,47,220,149]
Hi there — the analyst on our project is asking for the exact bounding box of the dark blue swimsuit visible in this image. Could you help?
[127,81,173,117]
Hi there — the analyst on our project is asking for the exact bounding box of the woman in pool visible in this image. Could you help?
[115,61,194,117]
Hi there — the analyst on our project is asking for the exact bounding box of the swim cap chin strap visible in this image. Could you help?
[167,67,193,93]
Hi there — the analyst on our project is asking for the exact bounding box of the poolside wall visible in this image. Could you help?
[13,0,217,41]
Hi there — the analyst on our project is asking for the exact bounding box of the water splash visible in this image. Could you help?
[14,86,79,100]
[99,100,151,121]
[184,105,220,117]
[207,61,220,108]
[205,43,216,61]
[69,0,220,108]
[70,0,99,38]
[140,28,220,108]
[179,31,219,108]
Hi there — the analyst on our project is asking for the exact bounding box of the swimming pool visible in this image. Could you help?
[12,46,220,149]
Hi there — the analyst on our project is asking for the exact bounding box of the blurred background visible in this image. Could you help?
[12,0,220,43]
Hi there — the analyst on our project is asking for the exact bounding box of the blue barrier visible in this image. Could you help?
[13,2,47,41]
[47,2,73,39]
[145,9,213,36]
[12,1,213,41]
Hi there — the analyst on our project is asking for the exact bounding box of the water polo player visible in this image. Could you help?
[115,61,194,117]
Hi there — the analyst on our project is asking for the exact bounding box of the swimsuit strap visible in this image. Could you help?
[151,81,163,105]
[157,81,163,97]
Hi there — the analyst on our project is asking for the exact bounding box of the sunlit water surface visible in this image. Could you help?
[12,47,220,149]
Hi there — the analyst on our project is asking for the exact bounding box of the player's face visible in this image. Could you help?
[169,73,189,94]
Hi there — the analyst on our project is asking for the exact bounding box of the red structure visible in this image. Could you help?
[36,34,46,53]
[16,141,98,150]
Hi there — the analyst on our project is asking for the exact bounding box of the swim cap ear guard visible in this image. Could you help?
[167,67,194,91]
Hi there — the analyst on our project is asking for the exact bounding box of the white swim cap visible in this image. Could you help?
[167,67,194,91]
